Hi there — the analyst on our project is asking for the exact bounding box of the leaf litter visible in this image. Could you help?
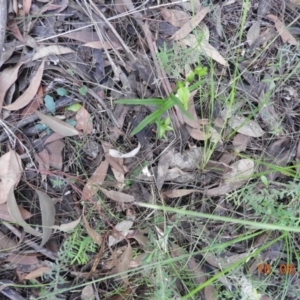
[0,0,299,299]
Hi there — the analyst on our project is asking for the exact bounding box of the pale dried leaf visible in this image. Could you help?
[75,106,93,134]
[0,203,32,222]
[4,61,45,111]
[169,147,202,169]
[232,133,251,152]
[183,90,200,128]
[0,150,23,204]
[156,149,173,190]
[81,284,95,300]
[289,0,300,5]
[229,116,265,137]
[247,22,260,46]
[186,125,211,140]
[35,110,79,136]
[172,6,210,41]
[266,14,298,45]
[109,143,141,158]
[7,187,42,238]
[0,231,18,250]
[45,140,65,170]
[51,217,81,232]
[83,159,109,199]
[83,214,102,246]
[36,190,55,246]
[23,0,32,14]
[0,62,23,110]
[161,8,190,27]
[109,220,134,246]
[117,245,133,286]
[99,188,134,203]
[83,41,121,50]
[33,45,74,61]
[24,267,51,280]
[164,189,198,198]
[206,159,254,196]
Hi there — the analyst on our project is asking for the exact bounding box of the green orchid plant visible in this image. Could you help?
[115,66,207,139]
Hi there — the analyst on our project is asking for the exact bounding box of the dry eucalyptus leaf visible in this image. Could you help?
[164,189,199,198]
[81,284,95,300]
[266,14,298,45]
[4,60,45,110]
[75,106,93,134]
[24,267,51,280]
[33,45,74,61]
[36,190,55,246]
[45,140,65,170]
[228,116,265,137]
[172,6,210,41]
[109,143,141,158]
[83,160,109,200]
[206,159,254,196]
[99,188,134,203]
[83,214,102,246]
[161,8,190,27]
[0,203,32,222]
[51,217,81,233]
[0,150,23,204]
[0,62,23,110]
[247,22,260,46]
[117,244,133,286]
[35,110,79,136]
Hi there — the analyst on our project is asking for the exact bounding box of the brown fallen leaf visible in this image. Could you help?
[206,159,255,196]
[266,14,298,45]
[0,62,23,110]
[83,159,109,199]
[164,189,199,198]
[24,267,51,280]
[32,45,74,61]
[247,22,260,46]
[83,41,122,50]
[186,125,211,140]
[0,150,23,204]
[35,110,79,136]
[232,133,251,152]
[161,8,190,27]
[99,188,134,203]
[172,6,210,41]
[45,140,65,170]
[75,106,93,134]
[228,115,265,137]
[4,60,45,111]
[7,20,25,42]
[0,231,18,250]
[0,203,32,222]
[83,214,102,246]
[117,244,133,286]
[5,253,39,265]
[23,0,32,14]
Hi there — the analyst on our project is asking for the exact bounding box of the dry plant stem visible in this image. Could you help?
[0,0,7,62]
[2,221,57,260]
[88,89,120,128]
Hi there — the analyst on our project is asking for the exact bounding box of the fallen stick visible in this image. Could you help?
[0,0,7,63]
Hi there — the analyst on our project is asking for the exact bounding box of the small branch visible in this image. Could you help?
[0,0,7,63]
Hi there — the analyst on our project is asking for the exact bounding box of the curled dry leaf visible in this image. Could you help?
[228,116,265,137]
[206,159,255,196]
[24,267,51,280]
[45,140,65,170]
[109,143,141,158]
[4,60,45,111]
[0,62,23,110]
[109,220,134,246]
[83,159,109,199]
[117,244,133,286]
[180,34,227,66]
[32,45,74,61]
[171,6,210,41]
[160,8,190,27]
[35,110,79,136]
[186,125,211,140]
[0,203,32,222]
[0,150,23,204]
[83,214,102,246]
[266,14,298,45]
[164,189,199,198]
[51,217,81,233]
[35,191,55,247]
[247,22,261,46]
[99,188,134,203]
[75,106,93,134]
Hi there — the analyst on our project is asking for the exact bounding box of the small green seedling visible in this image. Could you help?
[116,66,207,139]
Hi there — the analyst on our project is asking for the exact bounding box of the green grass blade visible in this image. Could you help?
[131,110,163,136]
[115,98,165,106]
[169,95,193,119]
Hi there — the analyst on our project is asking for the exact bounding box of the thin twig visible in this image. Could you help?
[0,0,7,63]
